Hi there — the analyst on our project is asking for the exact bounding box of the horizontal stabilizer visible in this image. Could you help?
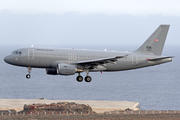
[147,56,174,61]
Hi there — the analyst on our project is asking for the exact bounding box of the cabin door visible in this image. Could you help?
[132,54,138,65]
[28,49,34,59]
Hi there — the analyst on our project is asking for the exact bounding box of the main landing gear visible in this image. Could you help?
[76,75,92,82]
[26,67,31,79]
[76,70,92,82]
[85,76,92,82]
[76,73,83,82]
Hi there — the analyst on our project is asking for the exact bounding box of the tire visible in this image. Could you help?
[85,76,92,82]
[76,76,83,82]
[26,74,31,79]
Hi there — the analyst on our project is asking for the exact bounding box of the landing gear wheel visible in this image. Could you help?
[85,76,92,82]
[26,74,31,79]
[76,76,83,82]
[26,67,32,79]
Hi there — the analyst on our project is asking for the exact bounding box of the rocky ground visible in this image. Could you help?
[1,102,180,120]
[20,102,93,114]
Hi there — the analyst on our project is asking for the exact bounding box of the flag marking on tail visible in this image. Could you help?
[154,39,158,42]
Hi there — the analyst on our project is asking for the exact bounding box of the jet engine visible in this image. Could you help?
[46,68,58,75]
[57,64,83,75]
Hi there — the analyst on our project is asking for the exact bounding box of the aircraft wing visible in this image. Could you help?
[76,54,128,65]
[147,56,173,61]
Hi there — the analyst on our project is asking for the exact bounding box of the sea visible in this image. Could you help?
[0,44,179,110]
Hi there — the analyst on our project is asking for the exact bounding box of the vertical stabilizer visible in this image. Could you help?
[135,25,170,55]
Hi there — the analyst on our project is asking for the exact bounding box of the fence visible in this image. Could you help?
[1,110,180,116]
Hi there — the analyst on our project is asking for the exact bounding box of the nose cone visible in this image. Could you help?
[4,55,12,64]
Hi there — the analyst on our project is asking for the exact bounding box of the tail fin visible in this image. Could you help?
[135,25,170,55]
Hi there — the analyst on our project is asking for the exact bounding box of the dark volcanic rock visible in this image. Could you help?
[0,109,16,115]
[21,102,93,114]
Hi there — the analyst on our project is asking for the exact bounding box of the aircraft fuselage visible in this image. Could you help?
[4,47,172,71]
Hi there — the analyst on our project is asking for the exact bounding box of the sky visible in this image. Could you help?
[1,0,180,16]
[0,0,180,47]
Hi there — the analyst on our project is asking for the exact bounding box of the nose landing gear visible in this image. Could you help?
[26,67,31,79]
[26,74,31,79]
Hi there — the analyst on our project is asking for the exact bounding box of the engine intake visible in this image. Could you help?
[57,64,82,75]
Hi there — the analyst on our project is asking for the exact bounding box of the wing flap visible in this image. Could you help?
[76,54,128,65]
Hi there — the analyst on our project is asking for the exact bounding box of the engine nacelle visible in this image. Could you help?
[57,64,78,75]
[46,68,58,75]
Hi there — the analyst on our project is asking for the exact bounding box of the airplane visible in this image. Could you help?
[4,25,173,82]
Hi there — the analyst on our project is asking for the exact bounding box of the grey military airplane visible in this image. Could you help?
[4,25,173,82]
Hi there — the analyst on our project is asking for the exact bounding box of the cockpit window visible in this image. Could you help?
[11,51,22,55]
[11,51,16,54]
